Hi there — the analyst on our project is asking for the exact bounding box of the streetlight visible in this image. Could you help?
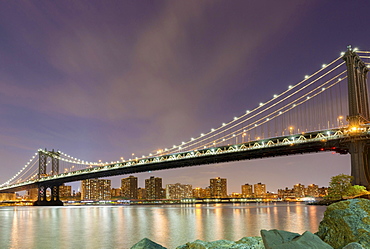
[242,133,246,143]
[337,116,344,127]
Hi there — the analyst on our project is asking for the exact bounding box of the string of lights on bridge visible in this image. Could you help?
[1,49,369,188]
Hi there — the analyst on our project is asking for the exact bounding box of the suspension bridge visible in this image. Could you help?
[0,47,369,206]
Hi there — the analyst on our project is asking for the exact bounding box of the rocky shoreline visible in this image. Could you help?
[130,198,370,249]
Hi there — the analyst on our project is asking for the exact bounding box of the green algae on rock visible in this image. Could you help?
[316,198,370,249]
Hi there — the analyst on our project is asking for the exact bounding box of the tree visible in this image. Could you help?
[347,185,368,197]
[327,174,353,199]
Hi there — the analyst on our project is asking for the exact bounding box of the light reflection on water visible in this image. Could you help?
[0,203,326,249]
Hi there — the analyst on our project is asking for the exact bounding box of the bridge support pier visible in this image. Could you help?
[349,141,370,189]
[343,47,370,188]
[33,183,64,206]
[33,149,63,206]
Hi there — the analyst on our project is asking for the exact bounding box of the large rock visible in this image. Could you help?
[316,198,370,249]
[260,229,300,248]
[130,238,167,249]
[261,230,332,249]
[176,237,264,249]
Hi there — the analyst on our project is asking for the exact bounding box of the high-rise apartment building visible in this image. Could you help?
[210,177,227,198]
[59,184,72,199]
[278,187,295,199]
[306,184,319,197]
[241,183,253,197]
[81,179,111,200]
[121,175,138,199]
[166,183,192,199]
[145,176,162,199]
[293,183,305,198]
[254,183,266,198]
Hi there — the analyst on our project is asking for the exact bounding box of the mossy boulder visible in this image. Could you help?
[316,198,370,249]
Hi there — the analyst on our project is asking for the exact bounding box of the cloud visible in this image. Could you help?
[0,1,310,156]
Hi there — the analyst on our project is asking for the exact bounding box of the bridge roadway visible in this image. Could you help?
[1,126,369,193]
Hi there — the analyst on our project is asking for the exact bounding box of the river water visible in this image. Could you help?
[0,202,326,249]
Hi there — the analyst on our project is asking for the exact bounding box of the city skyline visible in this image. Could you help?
[1,1,369,193]
[16,175,327,201]
[77,174,329,196]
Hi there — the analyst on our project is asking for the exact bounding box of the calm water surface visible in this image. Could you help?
[0,203,326,249]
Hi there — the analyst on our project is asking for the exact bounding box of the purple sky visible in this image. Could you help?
[0,1,369,193]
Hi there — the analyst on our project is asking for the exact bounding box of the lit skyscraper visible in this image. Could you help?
[121,175,138,199]
[145,176,162,199]
[81,179,111,200]
[210,177,227,198]
[254,182,266,198]
[241,183,253,197]
[293,183,305,198]
[306,184,319,197]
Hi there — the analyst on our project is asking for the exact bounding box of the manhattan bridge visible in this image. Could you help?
[0,47,369,205]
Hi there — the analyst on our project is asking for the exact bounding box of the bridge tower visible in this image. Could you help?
[33,149,63,206]
[343,46,370,188]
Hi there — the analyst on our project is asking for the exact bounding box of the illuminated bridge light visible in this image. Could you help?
[304,75,309,79]
[211,128,215,132]
[201,133,204,136]
[259,103,263,106]
[322,87,326,91]
[288,85,293,89]
[222,123,226,126]
[273,94,278,98]
[246,110,250,114]
[322,64,327,68]
[234,117,238,120]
